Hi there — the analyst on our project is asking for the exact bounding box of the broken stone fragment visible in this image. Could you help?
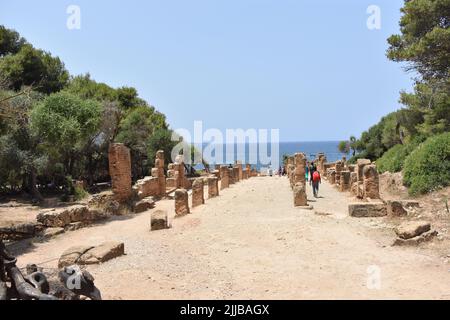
[348,202,387,217]
[151,210,169,231]
[386,200,408,217]
[394,221,431,240]
[58,242,125,268]
[40,227,65,239]
[133,197,156,213]
[393,230,438,246]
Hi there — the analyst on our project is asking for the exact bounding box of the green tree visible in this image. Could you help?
[0,44,69,94]
[0,25,26,56]
[387,0,450,81]
[338,140,350,154]
[31,92,102,176]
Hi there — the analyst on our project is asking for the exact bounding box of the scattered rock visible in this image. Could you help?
[395,221,431,240]
[64,221,85,231]
[151,210,169,231]
[58,242,125,268]
[37,205,108,228]
[0,222,44,240]
[133,197,155,213]
[393,230,438,246]
[349,202,387,217]
[387,200,408,217]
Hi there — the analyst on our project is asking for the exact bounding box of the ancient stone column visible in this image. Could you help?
[350,172,358,195]
[246,164,251,178]
[335,161,343,186]
[293,182,307,206]
[356,159,371,182]
[363,164,380,199]
[220,166,229,190]
[340,171,351,192]
[153,150,166,196]
[192,178,205,208]
[108,143,132,203]
[228,168,235,184]
[175,155,187,188]
[294,153,306,185]
[329,170,336,184]
[233,167,240,183]
[174,189,189,216]
[208,176,219,198]
[166,163,178,189]
[236,161,243,181]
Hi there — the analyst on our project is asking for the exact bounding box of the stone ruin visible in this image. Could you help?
[108,143,132,203]
[174,189,190,216]
[208,176,219,198]
[166,155,187,190]
[220,165,230,190]
[292,153,308,207]
[362,164,380,200]
[192,178,205,208]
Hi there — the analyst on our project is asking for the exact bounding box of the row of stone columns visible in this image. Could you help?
[325,158,380,200]
[174,162,255,217]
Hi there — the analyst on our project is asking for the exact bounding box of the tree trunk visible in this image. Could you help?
[28,169,44,203]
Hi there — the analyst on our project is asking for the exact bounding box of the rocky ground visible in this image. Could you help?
[5,176,450,300]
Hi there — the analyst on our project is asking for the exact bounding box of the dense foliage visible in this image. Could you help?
[403,132,450,195]
[0,26,176,200]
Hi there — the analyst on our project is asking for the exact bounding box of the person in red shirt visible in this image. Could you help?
[312,170,321,198]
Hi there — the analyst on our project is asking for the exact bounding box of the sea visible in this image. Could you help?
[194,141,351,170]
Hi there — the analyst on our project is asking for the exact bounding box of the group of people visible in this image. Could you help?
[278,160,322,198]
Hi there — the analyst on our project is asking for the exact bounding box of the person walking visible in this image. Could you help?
[305,161,309,181]
[312,170,321,197]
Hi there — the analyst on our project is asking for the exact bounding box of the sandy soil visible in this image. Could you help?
[8,177,450,300]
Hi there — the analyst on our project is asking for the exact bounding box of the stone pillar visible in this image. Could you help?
[335,161,343,186]
[246,164,251,178]
[294,153,306,185]
[153,150,166,196]
[356,159,371,182]
[236,161,243,181]
[220,166,229,189]
[363,164,380,199]
[293,182,307,206]
[174,189,189,216]
[192,178,205,208]
[108,143,132,203]
[233,167,240,183]
[228,168,235,184]
[175,155,187,189]
[350,172,358,195]
[166,163,178,189]
[329,170,336,185]
[340,171,351,192]
[208,176,219,198]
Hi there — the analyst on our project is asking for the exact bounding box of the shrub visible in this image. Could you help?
[376,144,407,173]
[403,132,450,195]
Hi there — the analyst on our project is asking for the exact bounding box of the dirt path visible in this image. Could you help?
[11,177,450,299]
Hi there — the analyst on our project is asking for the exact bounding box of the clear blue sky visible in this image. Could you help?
[0,0,413,141]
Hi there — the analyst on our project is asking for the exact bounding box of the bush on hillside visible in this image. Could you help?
[403,132,450,195]
[376,144,408,173]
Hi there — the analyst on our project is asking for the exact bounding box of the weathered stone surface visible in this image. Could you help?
[220,166,229,189]
[37,205,108,228]
[192,179,205,208]
[328,170,336,184]
[356,159,371,182]
[340,171,351,192]
[348,203,387,217]
[174,189,190,216]
[58,245,95,268]
[393,230,438,246]
[79,241,125,265]
[133,177,160,199]
[151,210,169,231]
[88,192,120,215]
[108,143,132,203]
[387,200,408,217]
[395,221,431,240]
[294,153,306,185]
[228,168,235,184]
[41,227,65,239]
[293,182,307,207]
[363,164,380,199]
[0,222,44,240]
[64,222,84,231]
[335,161,343,185]
[59,242,125,267]
[133,197,155,213]
[208,177,219,198]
